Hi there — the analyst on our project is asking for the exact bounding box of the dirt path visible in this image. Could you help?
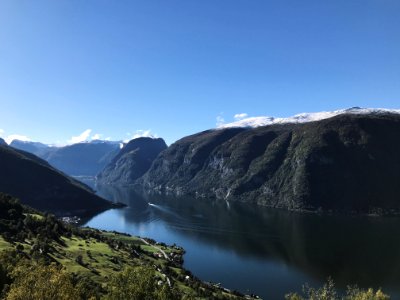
[140,238,169,260]
[140,238,171,287]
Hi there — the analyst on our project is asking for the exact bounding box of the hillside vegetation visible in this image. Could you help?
[0,193,251,299]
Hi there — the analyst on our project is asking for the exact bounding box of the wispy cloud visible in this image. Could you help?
[124,129,158,143]
[216,115,225,127]
[91,133,102,140]
[5,134,32,145]
[234,113,248,120]
[68,129,92,144]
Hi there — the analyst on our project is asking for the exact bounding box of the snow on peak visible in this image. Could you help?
[218,107,400,129]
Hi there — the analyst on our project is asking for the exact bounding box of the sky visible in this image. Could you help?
[0,0,399,145]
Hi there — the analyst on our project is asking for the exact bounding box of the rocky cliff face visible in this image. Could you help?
[97,137,167,185]
[137,113,400,213]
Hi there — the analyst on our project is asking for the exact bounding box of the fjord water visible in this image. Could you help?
[84,185,400,299]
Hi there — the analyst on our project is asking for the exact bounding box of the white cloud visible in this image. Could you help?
[5,134,32,145]
[216,115,225,127]
[124,129,158,143]
[0,129,4,137]
[234,113,248,120]
[91,133,102,140]
[68,129,92,144]
[132,129,154,139]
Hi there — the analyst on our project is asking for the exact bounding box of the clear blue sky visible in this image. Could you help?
[0,0,399,145]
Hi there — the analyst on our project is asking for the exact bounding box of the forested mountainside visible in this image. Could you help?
[137,113,400,214]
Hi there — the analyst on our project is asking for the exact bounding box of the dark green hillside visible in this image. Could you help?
[138,113,400,213]
[0,193,249,299]
[0,144,114,216]
[97,137,167,185]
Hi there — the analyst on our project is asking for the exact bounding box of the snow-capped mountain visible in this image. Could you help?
[219,107,400,129]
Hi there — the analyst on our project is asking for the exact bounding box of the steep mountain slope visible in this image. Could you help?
[0,138,6,146]
[138,113,400,213]
[0,144,115,216]
[97,137,167,185]
[42,141,121,176]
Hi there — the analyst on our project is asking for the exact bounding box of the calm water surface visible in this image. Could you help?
[83,184,400,299]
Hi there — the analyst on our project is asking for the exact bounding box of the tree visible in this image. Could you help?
[5,262,79,300]
[105,266,176,300]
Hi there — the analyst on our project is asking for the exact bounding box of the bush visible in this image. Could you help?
[105,266,176,300]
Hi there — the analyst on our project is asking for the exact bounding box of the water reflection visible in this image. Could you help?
[85,184,400,299]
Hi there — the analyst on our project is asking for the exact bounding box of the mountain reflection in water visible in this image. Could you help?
[84,184,400,299]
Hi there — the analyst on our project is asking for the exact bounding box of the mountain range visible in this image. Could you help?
[3,108,400,214]
[10,140,121,177]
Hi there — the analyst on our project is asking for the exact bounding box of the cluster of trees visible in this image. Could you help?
[0,193,66,244]
[286,278,390,300]
[0,250,178,300]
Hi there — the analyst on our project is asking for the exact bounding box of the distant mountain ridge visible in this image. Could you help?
[43,141,121,177]
[10,140,121,177]
[97,137,167,185]
[137,112,400,214]
[220,107,400,129]
[10,140,51,157]
[0,143,115,216]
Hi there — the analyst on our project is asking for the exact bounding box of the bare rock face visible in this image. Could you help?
[137,113,400,213]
